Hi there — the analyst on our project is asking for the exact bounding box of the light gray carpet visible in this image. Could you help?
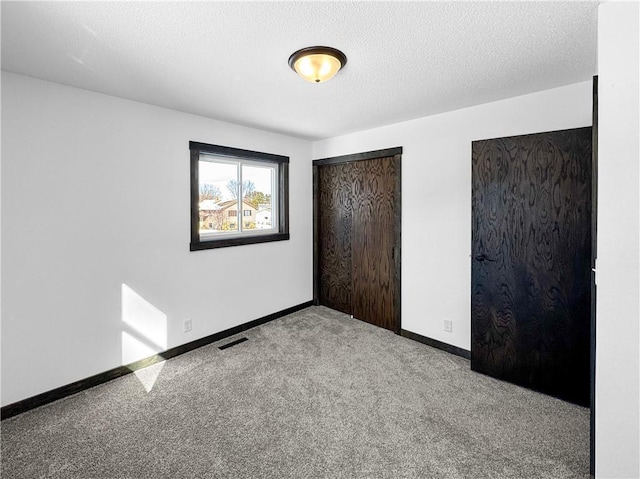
[1,306,589,478]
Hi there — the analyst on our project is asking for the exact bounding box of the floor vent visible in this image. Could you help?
[218,337,248,350]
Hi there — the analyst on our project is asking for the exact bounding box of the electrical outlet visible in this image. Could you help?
[444,319,453,333]
[183,319,192,333]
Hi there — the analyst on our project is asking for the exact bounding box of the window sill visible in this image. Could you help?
[190,232,290,251]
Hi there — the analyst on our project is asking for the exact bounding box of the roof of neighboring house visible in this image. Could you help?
[214,199,258,211]
[199,200,221,211]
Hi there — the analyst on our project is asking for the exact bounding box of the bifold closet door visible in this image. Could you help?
[317,155,400,332]
[317,162,353,315]
[471,127,592,406]
[351,157,398,331]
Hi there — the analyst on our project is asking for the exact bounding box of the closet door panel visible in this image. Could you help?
[318,163,353,314]
[351,157,397,331]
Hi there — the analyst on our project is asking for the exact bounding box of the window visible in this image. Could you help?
[190,141,289,250]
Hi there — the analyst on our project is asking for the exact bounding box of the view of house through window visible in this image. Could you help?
[190,141,289,250]
[198,157,276,238]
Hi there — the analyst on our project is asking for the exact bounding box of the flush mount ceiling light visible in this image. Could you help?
[288,46,347,83]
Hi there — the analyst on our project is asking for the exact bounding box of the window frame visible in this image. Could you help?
[190,141,289,251]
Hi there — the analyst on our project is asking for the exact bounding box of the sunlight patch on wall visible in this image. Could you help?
[121,283,168,392]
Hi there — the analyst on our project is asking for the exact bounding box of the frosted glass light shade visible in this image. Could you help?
[288,46,347,83]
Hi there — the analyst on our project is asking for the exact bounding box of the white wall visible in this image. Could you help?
[1,72,313,406]
[313,81,592,351]
[595,2,640,478]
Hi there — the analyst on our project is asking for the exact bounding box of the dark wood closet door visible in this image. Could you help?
[315,149,401,333]
[471,127,592,406]
[318,162,353,314]
[351,157,398,331]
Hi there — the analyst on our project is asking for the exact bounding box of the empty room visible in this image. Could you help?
[1,2,638,478]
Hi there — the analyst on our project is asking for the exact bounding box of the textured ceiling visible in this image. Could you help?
[1,1,598,140]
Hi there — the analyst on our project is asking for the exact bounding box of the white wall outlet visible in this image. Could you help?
[183,319,192,333]
[444,319,453,333]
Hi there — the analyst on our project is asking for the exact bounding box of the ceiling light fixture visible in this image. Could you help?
[288,46,347,83]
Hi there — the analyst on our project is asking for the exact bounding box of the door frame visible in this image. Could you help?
[590,75,598,477]
[312,147,403,334]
